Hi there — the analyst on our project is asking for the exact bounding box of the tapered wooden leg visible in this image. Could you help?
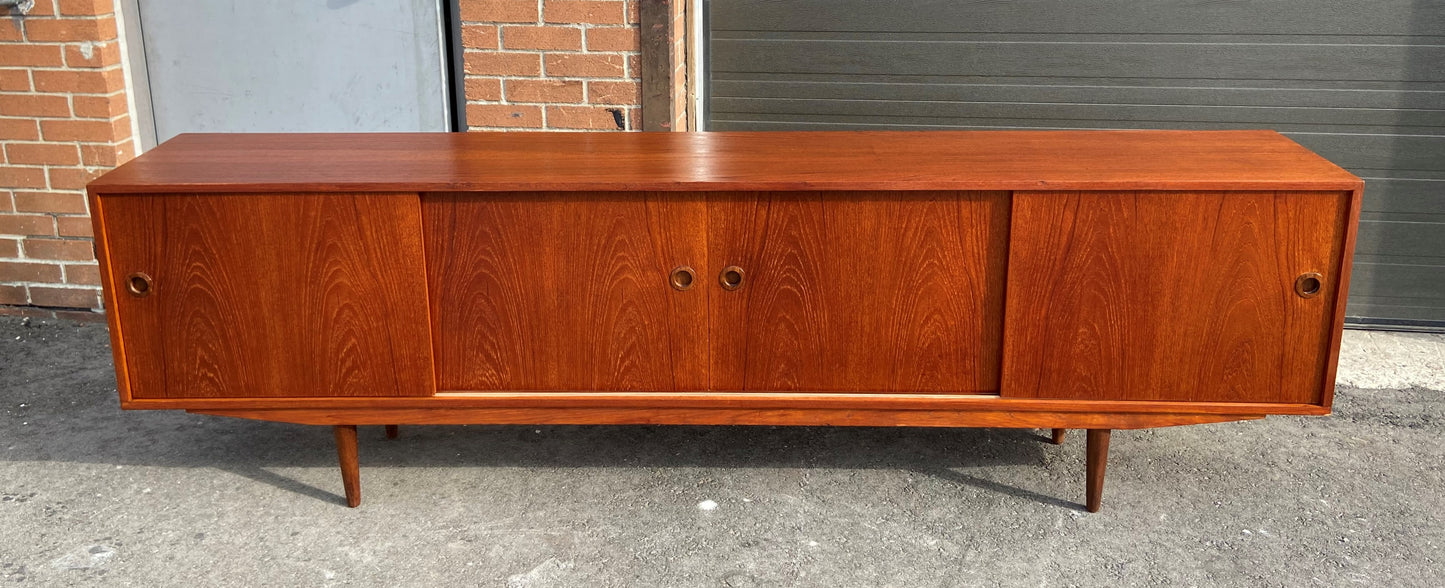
[1051,428,1067,444]
[385,425,399,439]
[334,425,361,508]
[1085,429,1111,513]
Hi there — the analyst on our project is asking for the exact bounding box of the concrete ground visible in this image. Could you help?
[1,316,1442,587]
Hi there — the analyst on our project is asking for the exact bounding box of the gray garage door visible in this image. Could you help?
[707,0,1445,329]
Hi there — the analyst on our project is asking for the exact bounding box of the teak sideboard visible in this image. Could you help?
[86,131,1363,511]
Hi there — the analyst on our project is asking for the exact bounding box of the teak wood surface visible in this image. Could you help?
[88,130,1360,194]
[96,192,435,399]
[194,407,1263,431]
[87,131,1363,509]
[87,130,1362,414]
[1003,190,1349,403]
[708,191,1009,392]
[424,191,708,391]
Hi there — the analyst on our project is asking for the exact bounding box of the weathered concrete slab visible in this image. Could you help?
[1337,329,1445,391]
[1,317,1441,586]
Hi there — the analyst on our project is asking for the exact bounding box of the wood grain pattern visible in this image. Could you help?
[192,407,1263,430]
[334,425,361,508]
[120,391,1332,416]
[87,131,1362,194]
[1319,187,1364,409]
[424,192,707,391]
[81,132,1367,512]
[1086,429,1111,512]
[88,191,135,403]
[1002,190,1349,403]
[99,193,434,398]
[709,191,1010,392]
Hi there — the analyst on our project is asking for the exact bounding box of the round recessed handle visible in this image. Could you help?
[719,266,745,291]
[669,266,696,291]
[126,272,153,298]
[1295,272,1323,299]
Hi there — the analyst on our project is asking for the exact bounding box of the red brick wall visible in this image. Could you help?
[1,0,135,313]
[459,0,645,130]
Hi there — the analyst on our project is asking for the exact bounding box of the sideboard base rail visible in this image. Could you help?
[119,391,1329,416]
[191,407,1263,429]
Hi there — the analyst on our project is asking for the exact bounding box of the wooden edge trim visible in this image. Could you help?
[189,407,1266,429]
[84,180,1365,195]
[124,392,1331,416]
[409,193,440,398]
[638,0,677,131]
[1321,187,1363,409]
[86,189,132,404]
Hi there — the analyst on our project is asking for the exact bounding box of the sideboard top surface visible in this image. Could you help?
[88,130,1361,194]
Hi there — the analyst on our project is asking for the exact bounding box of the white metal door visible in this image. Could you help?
[131,0,451,144]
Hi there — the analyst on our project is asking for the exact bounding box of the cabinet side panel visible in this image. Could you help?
[100,193,434,398]
[709,191,1010,393]
[1002,190,1347,403]
[425,192,706,391]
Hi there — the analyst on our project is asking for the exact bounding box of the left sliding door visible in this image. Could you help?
[95,193,435,399]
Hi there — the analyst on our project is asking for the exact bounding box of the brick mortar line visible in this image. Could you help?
[1,162,113,170]
[479,95,628,102]
[462,102,640,107]
[0,12,116,21]
[0,58,127,64]
[465,75,639,82]
[463,22,634,28]
[0,274,100,287]
[0,62,127,68]
[0,259,91,266]
[0,116,132,128]
[0,116,127,124]
[0,282,99,290]
[4,140,119,147]
[467,102,637,108]
[0,94,129,103]
[1,231,96,240]
[465,126,633,132]
[461,49,636,55]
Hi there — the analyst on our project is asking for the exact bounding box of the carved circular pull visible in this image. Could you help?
[1295,272,1323,299]
[126,272,153,298]
[719,266,745,291]
[669,266,696,291]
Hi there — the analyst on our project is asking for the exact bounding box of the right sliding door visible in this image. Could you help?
[1002,190,1350,404]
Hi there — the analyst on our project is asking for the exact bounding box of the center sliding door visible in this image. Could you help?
[425,191,1010,394]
